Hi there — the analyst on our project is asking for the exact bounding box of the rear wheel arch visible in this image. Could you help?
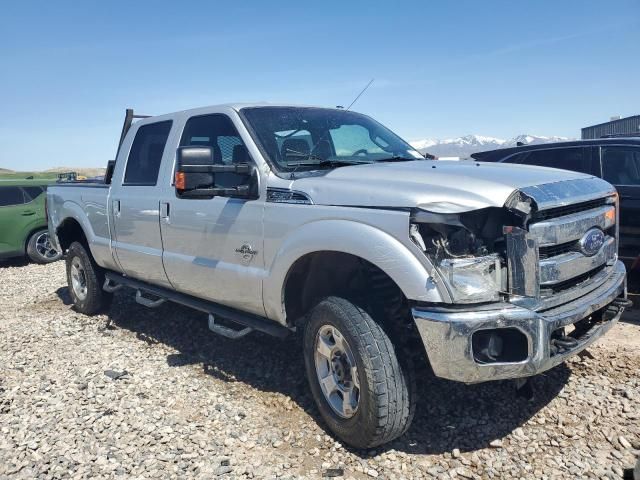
[56,217,90,254]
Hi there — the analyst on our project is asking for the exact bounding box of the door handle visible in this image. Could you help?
[21,210,36,216]
[160,202,170,222]
[113,200,121,216]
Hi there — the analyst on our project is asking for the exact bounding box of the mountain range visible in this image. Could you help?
[410,134,571,158]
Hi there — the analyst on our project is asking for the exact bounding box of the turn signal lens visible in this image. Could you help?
[175,171,185,190]
[605,208,615,223]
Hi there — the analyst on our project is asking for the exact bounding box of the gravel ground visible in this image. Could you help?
[0,260,639,479]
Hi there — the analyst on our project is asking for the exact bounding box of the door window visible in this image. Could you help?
[124,121,172,186]
[509,147,589,173]
[0,186,26,207]
[602,147,640,186]
[179,114,253,188]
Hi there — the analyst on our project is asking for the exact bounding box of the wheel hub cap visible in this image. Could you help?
[70,257,88,301]
[314,325,360,418]
[35,232,59,259]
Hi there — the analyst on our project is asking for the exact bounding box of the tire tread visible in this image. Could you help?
[304,296,415,448]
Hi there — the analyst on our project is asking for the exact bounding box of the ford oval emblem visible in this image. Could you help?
[579,228,605,257]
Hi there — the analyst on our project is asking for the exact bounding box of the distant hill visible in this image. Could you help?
[0,168,15,173]
[410,134,572,158]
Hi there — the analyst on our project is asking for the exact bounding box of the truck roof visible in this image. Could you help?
[135,103,343,123]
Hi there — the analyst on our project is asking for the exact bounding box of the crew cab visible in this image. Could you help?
[48,104,630,448]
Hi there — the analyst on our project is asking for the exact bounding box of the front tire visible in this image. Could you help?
[66,241,112,315]
[303,296,415,449]
[26,229,62,264]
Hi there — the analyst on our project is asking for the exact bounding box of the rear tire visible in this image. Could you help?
[26,229,62,264]
[66,241,112,315]
[303,296,415,449]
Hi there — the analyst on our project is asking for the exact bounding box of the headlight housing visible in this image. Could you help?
[438,255,503,303]
[410,206,515,304]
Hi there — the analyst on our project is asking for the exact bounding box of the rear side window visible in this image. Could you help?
[23,186,45,202]
[0,186,26,207]
[509,147,589,173]
[602,147,640,186]
[124,121,172,185]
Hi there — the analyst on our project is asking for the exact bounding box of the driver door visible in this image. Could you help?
[159,113,266,316]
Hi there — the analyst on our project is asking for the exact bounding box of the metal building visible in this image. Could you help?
[582,115,640,139]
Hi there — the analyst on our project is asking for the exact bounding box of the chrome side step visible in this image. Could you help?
[103,272,290,339]
[103,278,123,293]
[135,290,166,308]
[208,314,253,339]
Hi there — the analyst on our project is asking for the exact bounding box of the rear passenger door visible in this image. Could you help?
[600,146,640,262]
[0,186,30,256]
[111,120,174,287]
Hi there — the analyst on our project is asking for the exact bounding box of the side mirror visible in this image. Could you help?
[175,146,254,198]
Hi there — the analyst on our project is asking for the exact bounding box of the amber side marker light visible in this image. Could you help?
[175,171,186,190]
[605,208,615,223]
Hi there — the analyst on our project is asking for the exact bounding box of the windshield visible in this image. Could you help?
[241,107,424,172]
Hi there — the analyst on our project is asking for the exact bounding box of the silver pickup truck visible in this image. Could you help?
[48,104,629,448]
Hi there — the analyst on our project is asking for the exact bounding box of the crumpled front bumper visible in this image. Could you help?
[413,260,627,383]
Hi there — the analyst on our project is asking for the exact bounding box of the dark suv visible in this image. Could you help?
[472,137,640,267]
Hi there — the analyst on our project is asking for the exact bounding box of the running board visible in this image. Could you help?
[103,272,290,338]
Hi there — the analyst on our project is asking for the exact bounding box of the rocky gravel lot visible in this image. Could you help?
[1,260,639,479]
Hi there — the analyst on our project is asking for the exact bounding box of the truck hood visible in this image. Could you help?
[290,160,595,211]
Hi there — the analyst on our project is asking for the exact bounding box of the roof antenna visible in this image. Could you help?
[345,78,374,111]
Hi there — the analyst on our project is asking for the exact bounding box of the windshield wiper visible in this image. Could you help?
[376,155,417,163]
[286,158,374,169]
[284,148,374,169]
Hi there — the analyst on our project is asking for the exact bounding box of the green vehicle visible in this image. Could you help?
[0,180,61,263]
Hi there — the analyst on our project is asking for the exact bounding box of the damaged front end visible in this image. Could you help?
[408,178,628,383]
[409,199,527,304]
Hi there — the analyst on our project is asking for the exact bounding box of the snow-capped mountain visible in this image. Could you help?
[410,134,571,158]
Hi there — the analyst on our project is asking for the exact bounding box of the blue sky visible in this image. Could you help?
[1,0,639,170]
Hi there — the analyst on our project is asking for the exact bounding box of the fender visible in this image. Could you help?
[52,198,119,272]
[263,219,447,324]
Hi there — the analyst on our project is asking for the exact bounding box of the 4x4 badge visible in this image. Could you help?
[235,244,258,262]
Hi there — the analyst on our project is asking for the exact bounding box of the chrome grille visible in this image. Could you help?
[505,178,619,311]
[530,198,617,307]
[532,198,608,221]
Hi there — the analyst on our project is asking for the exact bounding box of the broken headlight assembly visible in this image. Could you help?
[410,206,515,303]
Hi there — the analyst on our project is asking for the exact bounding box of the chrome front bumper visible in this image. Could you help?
[413,260,627,383]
